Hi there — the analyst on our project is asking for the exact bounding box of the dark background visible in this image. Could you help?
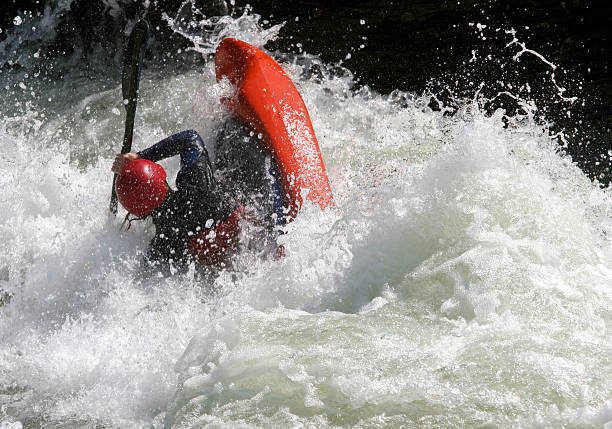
[1,0,611,182]
[254,0,612,183]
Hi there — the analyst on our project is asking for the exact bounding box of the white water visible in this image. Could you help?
[1,4,612,429]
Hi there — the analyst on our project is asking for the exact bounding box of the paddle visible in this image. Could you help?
[109,19,149,215]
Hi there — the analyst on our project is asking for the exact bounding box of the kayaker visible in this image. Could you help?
[112,121,284,275]
[112,128,243,274]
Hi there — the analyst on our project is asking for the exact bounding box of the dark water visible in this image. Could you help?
[2,2,612,428]
[2,0,610,182]
[251,0,612,184]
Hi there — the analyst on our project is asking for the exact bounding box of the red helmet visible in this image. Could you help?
[116,159,167,217]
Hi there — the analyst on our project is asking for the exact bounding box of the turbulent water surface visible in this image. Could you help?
[1,3,611,429]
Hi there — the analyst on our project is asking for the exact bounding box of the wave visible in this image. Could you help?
[1,2,610,428]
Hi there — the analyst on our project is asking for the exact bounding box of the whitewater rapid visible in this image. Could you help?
[1,4,612,429]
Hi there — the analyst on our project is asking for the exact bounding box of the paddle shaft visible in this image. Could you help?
[110,20,148,215]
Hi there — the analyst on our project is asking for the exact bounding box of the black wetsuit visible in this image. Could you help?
[214,118,285,230]
[137,119,285,274]
[137,129,236,272]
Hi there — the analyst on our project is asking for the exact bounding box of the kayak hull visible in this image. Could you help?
[215,38,333,219]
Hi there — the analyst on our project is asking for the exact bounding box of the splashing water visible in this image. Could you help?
[0,0,76,69]
[1,3,611,429]
[163,1,283,55]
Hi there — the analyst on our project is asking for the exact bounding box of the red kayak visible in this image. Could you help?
[215,38,334,220]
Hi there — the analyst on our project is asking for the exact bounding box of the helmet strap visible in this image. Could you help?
[120,212,148,232]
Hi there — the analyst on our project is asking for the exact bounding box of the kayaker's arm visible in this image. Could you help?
[113,130,213,187]
[136,129,218,194]
[137,130,205,173]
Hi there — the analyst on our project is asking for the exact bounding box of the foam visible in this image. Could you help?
[1,4,612,429]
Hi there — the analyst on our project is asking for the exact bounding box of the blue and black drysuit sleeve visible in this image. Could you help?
[137,129,215,189]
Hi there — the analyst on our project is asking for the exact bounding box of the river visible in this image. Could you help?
[1,2,611,428]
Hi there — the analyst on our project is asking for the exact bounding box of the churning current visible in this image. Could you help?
[1,3,611,429]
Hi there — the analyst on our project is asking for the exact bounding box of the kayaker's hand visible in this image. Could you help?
[112,153,140,173]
